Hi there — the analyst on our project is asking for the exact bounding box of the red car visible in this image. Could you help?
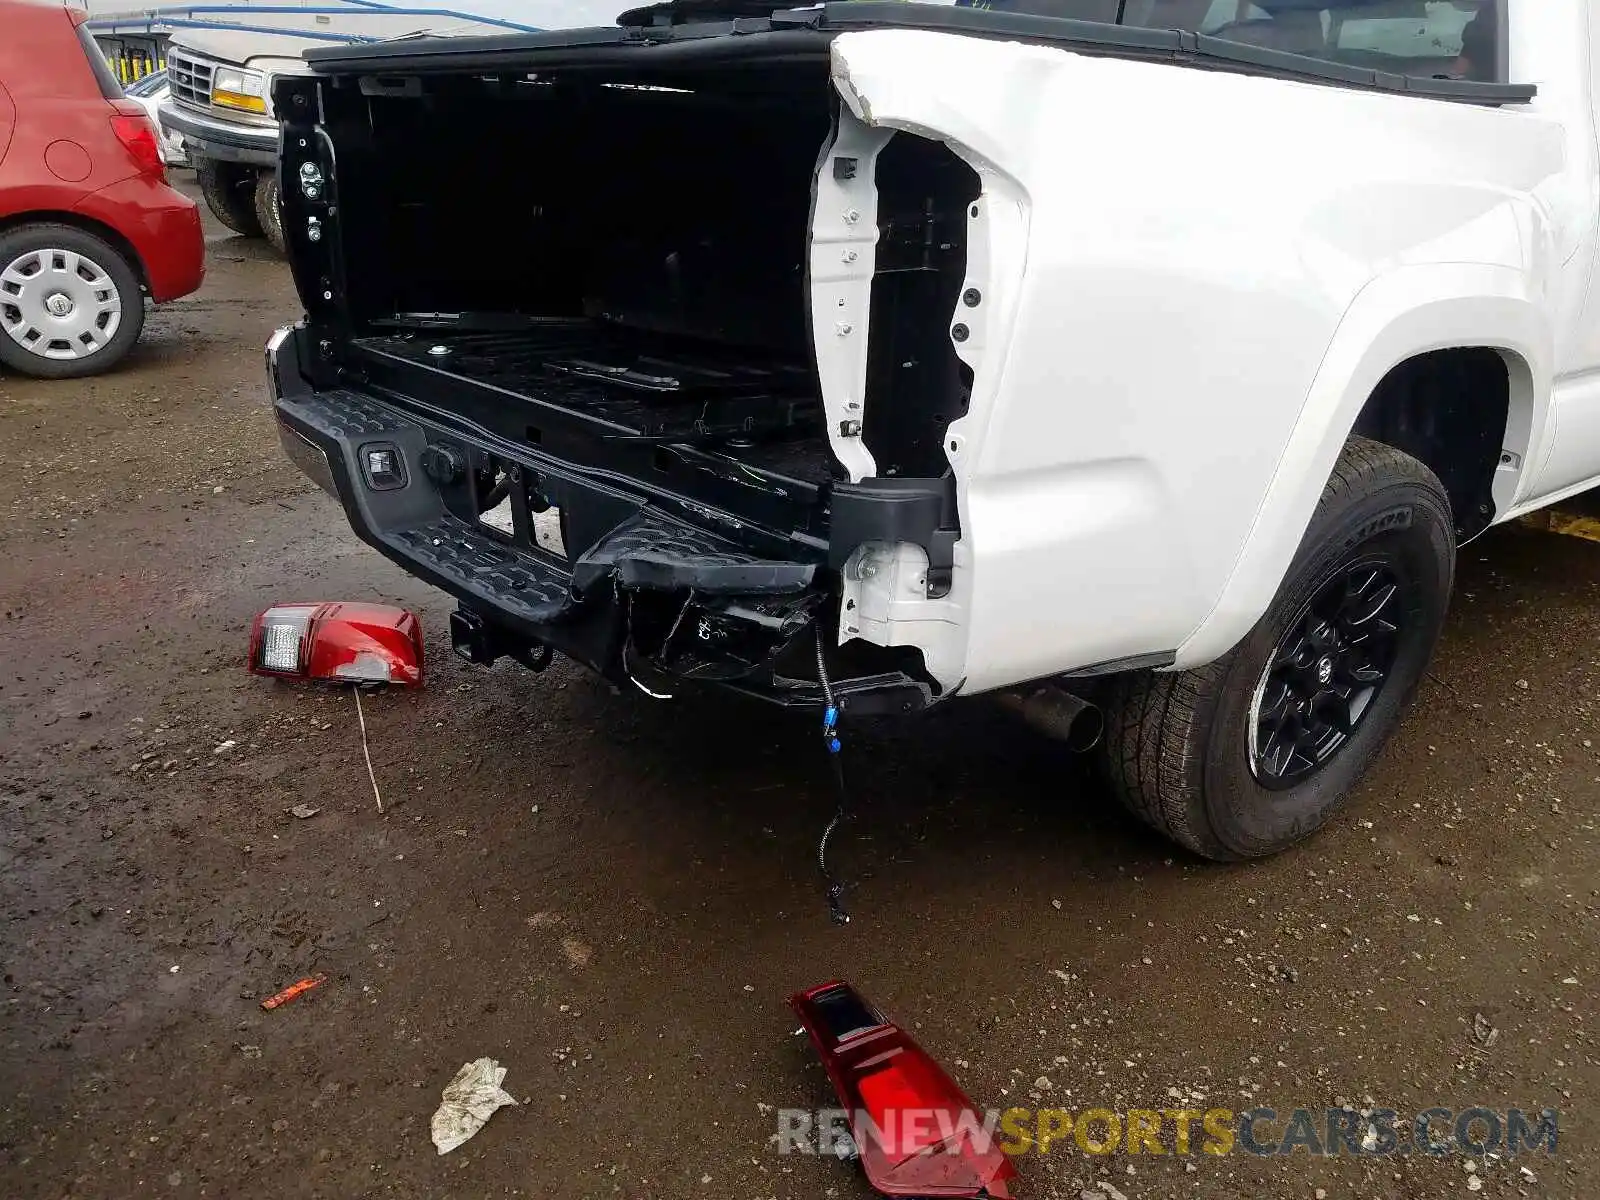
[0,0,204,378]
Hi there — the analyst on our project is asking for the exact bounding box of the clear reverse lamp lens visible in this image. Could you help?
[255,604,318,674]
[261,621,304,672]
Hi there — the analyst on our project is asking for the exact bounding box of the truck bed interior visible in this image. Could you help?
[358,323,832,483]
[312,57,980,521]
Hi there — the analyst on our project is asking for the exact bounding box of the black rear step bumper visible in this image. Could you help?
[266,325,936,713]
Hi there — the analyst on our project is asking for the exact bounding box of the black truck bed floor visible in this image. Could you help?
[352,324,837,486]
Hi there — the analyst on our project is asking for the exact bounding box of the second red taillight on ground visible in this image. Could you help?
[789,981,1018,1199]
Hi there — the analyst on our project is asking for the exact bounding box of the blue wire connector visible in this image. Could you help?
[822,705,841,754]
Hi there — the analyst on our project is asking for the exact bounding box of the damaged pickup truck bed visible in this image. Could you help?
[270,0,1600,861]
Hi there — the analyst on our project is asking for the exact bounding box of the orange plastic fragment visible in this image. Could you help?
[260,973,328,1011]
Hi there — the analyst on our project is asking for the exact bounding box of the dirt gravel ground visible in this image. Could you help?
[1,186,1596,1200]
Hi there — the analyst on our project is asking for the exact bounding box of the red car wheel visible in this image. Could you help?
[0,223,145,379]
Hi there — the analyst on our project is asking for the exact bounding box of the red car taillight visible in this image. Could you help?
[249,603,424,687]
[109,107,165,181]
[789,982,1018,1199]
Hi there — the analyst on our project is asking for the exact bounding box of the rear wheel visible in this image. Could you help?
[196,159,263,238]
[1100,437,1455,860]
[0,224,145,379]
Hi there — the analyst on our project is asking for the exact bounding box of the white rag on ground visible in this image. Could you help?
[431,1057,519,1154]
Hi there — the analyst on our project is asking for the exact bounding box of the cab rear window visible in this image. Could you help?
[956,0,1507,84]
[1177,0,1502,83]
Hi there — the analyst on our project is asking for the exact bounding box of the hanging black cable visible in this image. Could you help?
[813,626,851,926]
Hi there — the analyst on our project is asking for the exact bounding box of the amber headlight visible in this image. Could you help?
[212,66,267,114]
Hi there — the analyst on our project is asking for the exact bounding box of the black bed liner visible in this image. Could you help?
[343,332,834,549]
[361,327,821,448]
[302,0,1535,107]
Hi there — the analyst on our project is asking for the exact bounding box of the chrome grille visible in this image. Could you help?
[166,48,214,109]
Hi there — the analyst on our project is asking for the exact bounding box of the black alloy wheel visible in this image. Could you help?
[1249,558,1404,788]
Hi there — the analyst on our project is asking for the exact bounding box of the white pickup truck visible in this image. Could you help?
[267,0,1593,861]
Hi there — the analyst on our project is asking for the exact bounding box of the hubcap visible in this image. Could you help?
[0,248,122,361]
[1248,560,1405,789]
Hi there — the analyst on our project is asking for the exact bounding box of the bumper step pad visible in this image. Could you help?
[569,509,817,598]
[388,516,577,624]
[387,508,818,627]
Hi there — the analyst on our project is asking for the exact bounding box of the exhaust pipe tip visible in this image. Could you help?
[995,684,1103,752]
[1063,701,1104,752]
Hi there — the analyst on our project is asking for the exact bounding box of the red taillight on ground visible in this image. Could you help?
[789,981,1018,1199]
[109,105,165,181]
[249,603,424,686]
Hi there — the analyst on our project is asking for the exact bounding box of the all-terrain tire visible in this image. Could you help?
[255,170,286,254]
[1099,437,1455,861]
[196,160,263,238]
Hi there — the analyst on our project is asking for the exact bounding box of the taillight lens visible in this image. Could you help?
[252,604,319,675]
[249,603,424,686]
[789,982,1018,1199]
[110,109,165,181]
